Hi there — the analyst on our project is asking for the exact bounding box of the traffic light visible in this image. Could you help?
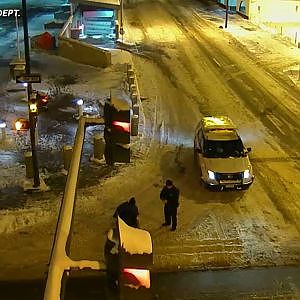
[117,217,153,300]
[29,90,49,114]
[29,91,38,115]
[104,97,131,164]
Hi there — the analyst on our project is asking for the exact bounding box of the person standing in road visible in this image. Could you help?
[160,179,180,231]
[104,227,119,291]
[113,197,139,228]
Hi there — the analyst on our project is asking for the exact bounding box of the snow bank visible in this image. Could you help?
[0,207,53,234]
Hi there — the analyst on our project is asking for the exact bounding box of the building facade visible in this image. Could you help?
[217,0,300,46]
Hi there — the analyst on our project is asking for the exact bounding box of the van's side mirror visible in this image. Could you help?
[246,147,252,153]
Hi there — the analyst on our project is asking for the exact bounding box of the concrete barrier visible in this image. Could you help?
[58,37,111,68]
[93,134,105,160]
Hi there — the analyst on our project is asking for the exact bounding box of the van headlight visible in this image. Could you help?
[243,169,250,179]
[208,170,216,180]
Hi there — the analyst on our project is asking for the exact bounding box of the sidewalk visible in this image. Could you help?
[198,6,300,86]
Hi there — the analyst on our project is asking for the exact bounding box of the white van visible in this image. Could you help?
[194,116,254,190]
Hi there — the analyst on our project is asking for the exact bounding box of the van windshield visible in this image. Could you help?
[203,139,244,158]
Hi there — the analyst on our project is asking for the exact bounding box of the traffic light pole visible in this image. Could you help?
[22,0,40,187]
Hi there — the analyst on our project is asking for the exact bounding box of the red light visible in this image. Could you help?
[112,121,130,133]
[122,268,150,289]
[41,97,48,103]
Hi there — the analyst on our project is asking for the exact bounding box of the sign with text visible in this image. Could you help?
[16,73,41,84]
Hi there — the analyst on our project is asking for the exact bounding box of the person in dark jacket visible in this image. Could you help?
[160,179,180,231]
[104,227,119,291]
[113,197,139,228]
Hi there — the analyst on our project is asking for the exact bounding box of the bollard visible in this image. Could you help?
[94,134,105,160]
[131,93,138,105]
[130,84,137,94]
[133,104,139,117]
[127,63,132,71]
[131,115,139,136]
[63,145,73,172]
[24,151,34,179]
[127,65,134,78]
[127,69,134,80]
[128,76,135,85]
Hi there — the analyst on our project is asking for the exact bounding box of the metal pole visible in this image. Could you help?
[22,0,40,187]
[121,0,124,42]
[225,0,229,29]
[15,14,20,59]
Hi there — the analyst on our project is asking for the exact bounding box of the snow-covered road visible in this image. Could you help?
[101,0,300,270]
[0,0,300,284]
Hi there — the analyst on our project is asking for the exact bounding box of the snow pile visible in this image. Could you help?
[0,207,54,234]
[0,164,24,189]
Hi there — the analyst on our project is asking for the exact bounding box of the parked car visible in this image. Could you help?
[194,116,254,190]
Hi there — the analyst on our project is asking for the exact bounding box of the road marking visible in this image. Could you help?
[266,114,286,136]
[212,58,221,68]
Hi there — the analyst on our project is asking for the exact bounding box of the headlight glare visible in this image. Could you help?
[243,169,250,179]
[208,170,215,180]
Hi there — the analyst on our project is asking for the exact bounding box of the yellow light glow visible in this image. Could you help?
[15,121,22,131]
[29,103,38,113]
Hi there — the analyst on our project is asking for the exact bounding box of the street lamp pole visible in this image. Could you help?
[225,0,229,29]
[15,14,20,59]
[21,0,40,187]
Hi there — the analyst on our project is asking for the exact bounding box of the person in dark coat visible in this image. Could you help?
[113,197,139,228]
[160,179,180,231]
[104,227,119,291]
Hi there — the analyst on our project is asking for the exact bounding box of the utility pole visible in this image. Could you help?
[22,0,40,187]
[120,0,124,42]
[15,14,20,59]
[225,0,229,29]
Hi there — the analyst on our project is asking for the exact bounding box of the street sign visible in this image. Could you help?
[16,73,41,84]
